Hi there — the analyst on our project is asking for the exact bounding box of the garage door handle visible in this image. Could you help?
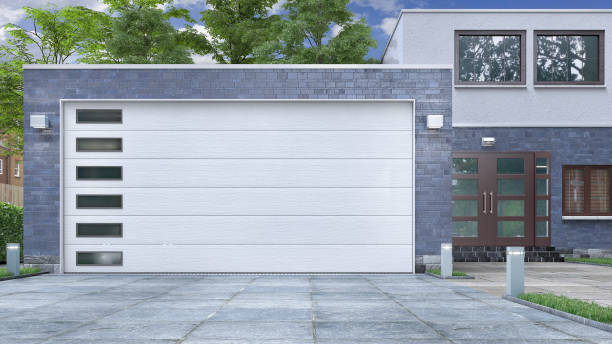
[490,192,494,214]
[482,192,487,214]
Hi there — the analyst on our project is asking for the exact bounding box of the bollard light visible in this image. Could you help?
[6,243,20,276]
[506,246,524,297]
[440,243,453,279]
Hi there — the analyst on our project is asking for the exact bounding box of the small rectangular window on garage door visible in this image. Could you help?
[77,223,123,237]
[76,109,122,123]
[76,138,122,152]
[77,166,122,180]
[77,195,122,209]
[77,252,123,266]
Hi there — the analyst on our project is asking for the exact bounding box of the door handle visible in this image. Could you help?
[482,192,487,214]
[490,192,494,214]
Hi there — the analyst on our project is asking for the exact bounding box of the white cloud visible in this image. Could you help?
[269,0,286,15]
[330,24,342,38]
[376,16,397,35]
[191,53,216,64]
[172,0,208,7]
[350,0,427,13]
[0,6,25,25]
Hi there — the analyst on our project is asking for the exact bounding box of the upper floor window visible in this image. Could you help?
[455,30,526,85]
[14,161,20,178]
[535,31,604,85]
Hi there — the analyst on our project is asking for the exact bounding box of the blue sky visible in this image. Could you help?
[1,0,611,62]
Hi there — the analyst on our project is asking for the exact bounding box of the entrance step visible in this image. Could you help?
[453,246,564,263]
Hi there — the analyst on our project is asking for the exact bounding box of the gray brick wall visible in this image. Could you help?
[23,67,453,263]
[453,127,612,250]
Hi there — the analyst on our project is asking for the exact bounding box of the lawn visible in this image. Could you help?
[0,267,41,278]
[519,293,612,324]
[565,257,612,266]
[426,269,467,277]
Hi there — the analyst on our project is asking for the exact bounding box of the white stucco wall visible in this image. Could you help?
[381,15,404,64]
[383,10,612,127]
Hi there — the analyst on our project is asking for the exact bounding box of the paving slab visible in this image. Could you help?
[0,273,607,343]
[452,262,612,307]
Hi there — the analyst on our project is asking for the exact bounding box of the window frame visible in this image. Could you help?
[76,251,123,266]
[562,165,612,216]
[76,194,123,209]
[76,166,123,181]
[0,159,3,175]
[76,109,123,124]
[76,223,123,238]
[76,138,123,152]
[534,30,605,86]
[14,160,20,177]
[454,30,527,86]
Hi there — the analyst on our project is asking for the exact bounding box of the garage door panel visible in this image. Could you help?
[64,101,413,131]
[64,159,413,188]
[63,244,413,273]
[64,215,413,245]
[65,188,413,216]
[63,131,412,159]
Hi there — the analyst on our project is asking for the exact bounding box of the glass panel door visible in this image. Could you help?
[452,152,547,247]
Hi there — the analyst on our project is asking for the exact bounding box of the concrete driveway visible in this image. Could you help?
[1,274,611,343]
[453,262,612,307]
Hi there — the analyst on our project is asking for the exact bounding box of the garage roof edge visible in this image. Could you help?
[23,64,452,70]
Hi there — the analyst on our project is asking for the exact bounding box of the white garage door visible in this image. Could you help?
[62,100,414,273]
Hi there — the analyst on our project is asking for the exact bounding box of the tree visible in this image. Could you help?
[253,0,376,64]
[0,6,111,64]
[0,61,24,155]
[0,6,111,154]
[104,7,193,63]
[87,0,203,64]
[199,0,280,64]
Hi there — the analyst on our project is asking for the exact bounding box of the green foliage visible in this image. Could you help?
[254,0,376,63]
[427,269,468,277]
[565,257,612,266]
[0,6,111,64]
[0,267,41,277]
[0,61,24,155]
[519,293,612,324]
[97,1,195,63]
[0,202,24,264]
[199,0,279,63]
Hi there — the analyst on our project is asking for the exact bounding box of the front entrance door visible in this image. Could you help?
[452,152,551,247]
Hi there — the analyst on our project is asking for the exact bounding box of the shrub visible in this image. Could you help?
[0,202,24,263]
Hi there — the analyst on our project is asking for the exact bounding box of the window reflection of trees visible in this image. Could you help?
[537,35,599,82]
[458,35,521,82]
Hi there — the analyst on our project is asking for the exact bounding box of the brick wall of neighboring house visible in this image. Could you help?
[0,155,23,187]
[23,67,453,266]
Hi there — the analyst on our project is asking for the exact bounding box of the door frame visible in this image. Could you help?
[452,151,551,247]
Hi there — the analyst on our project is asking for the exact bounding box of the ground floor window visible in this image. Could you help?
[563,165,612,216]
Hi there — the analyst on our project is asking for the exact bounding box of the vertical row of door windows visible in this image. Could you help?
[74,109,124,266]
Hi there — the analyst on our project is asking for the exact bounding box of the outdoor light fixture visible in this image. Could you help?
[6,243,20,276]
[426,115,444,129]
[30,114,50,129]
[440,243,453,278]
[481,137,496,147]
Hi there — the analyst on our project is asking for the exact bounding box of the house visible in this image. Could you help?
[0,135,23,187]
[22,9,611,274]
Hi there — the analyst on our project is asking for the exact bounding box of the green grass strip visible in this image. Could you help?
[426,268,467,277]
[0,267,41,277]
[565,257,612,266]
[519,293,612,324]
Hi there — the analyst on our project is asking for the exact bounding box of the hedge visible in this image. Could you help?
[0,202,23,264]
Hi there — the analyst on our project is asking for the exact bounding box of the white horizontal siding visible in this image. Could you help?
[64,188,413,216]
[64,101,413,131]
[64,159,413,188]
[64,215,413,245]
[64,131,412,159]
[63,244,413,273]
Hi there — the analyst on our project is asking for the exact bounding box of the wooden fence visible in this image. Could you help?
[0,184,23,207]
